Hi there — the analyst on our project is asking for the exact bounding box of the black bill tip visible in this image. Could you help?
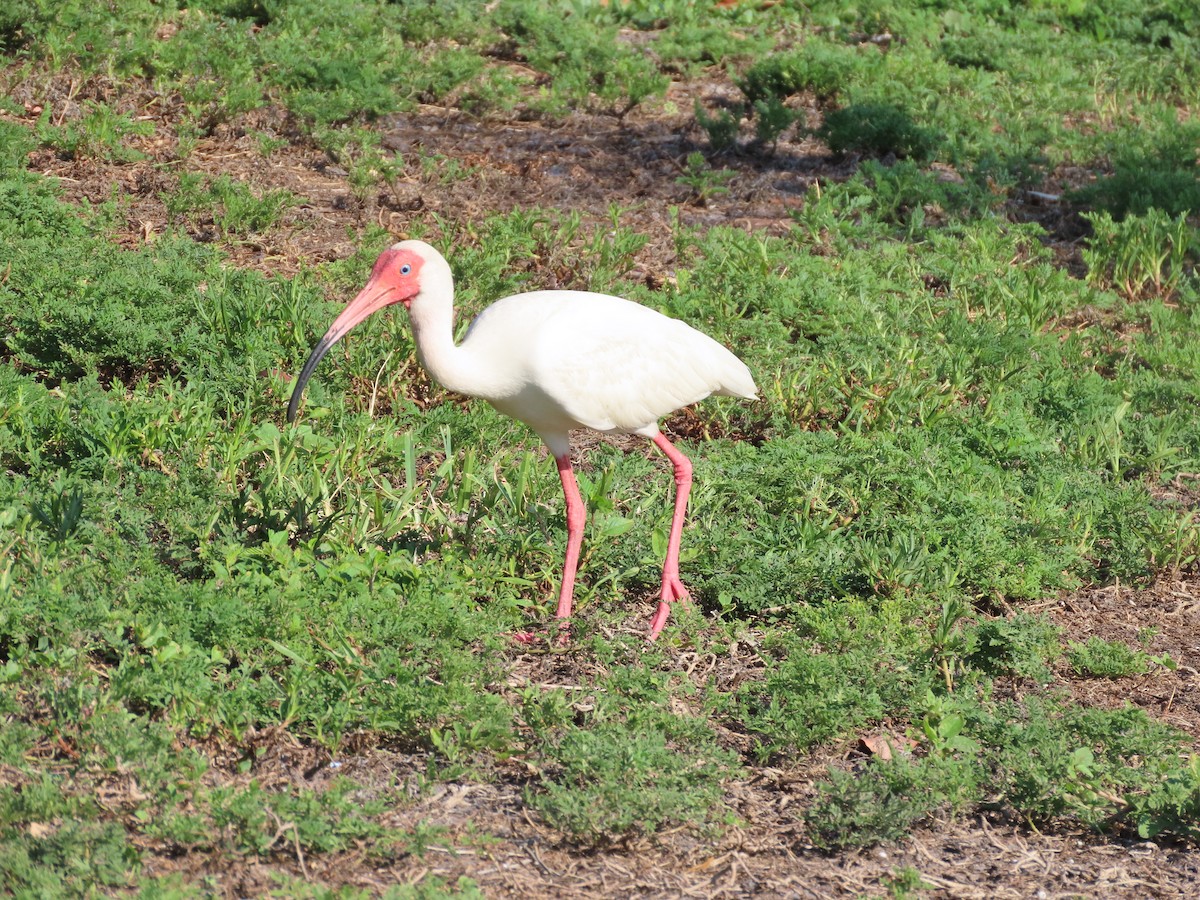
[286,334,338,424]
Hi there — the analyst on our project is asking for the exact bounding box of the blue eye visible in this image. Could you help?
[400,264,411,275]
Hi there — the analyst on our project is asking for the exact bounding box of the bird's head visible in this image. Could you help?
[286,240,448,423]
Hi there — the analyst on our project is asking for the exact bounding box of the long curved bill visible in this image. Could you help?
[286,274,400,423]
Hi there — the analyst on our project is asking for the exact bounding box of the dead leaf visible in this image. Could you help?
[860,733,918,760]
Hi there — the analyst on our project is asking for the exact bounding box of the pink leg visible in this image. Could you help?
[648,432,692,640]
[555,453,586,628]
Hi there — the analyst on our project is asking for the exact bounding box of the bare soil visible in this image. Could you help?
[5,68,1199,897]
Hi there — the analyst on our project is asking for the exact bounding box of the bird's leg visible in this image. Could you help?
[648,432,692,640]
[554,453,587,631]
[512,453,583,646]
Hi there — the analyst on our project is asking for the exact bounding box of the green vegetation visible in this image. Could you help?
[166,173,297,237]
[1067,636,1173,678]
[675,151,736,205]
[35,101,153,162]
[1,0,1199,894]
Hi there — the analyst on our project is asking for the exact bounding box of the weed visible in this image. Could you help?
[921,693,980,760]
[344,136,407,209]
[2,221,211,382]
[210,176,295,236]
[805,754,980,849]
[520,668,736,841]
[0,815,135,895]
[647,14,768,75]
[1125,756,1200,842]
[675,152,736,206]
[492,4,667,119]
[527,716,732,840]
[389,876,487,899]
[980,699,1194,835]
[752,94,799,150]
[1068,636,1172,678]
[940,34,1007,72]
[694,101,741,152]
[822,159,994,236]
[882,866,935,899]
[166,173,295,237]
[250,129,288,158]
[967,614,1060,684]
[29,485,83,545]
[1070,122,1200,219]
[0,119,33,170]
[731,600,934,758]
[35,101,153,162]
[418,153,477,187]
[929,599,972,693]
[738,43,857,104]
[818,102,939,161]
[1082,209,1197,301]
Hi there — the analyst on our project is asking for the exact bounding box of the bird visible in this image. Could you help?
[287,240,757,640]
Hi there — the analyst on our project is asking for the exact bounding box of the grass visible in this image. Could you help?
[1,0,1199,894]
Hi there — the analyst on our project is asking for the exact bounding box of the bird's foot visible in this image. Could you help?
[510,619,572,648]
[648,575,688,641]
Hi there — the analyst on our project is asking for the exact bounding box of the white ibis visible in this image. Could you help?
[287,240,756,640]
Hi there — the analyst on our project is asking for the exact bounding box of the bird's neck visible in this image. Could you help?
[407,276,485,397]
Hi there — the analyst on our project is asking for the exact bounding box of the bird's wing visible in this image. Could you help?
[528,292,753,434]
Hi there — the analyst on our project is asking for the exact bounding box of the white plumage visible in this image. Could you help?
[288,240,757,640]
[461,289,755,452]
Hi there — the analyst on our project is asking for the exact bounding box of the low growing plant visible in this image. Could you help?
[1082,208,1197,300]
[1067,636,1171,678]
[818,102,939,161]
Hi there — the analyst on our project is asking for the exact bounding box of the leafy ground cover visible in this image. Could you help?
[1,1,1200,896]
